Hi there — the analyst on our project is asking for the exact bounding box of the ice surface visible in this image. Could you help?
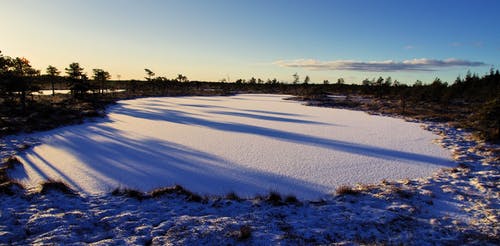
[10,94,454,199]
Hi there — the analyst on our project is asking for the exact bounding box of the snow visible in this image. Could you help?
[1,95,498,244]
[8,94,453,199]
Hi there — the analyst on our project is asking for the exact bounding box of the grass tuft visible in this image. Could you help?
[336,185,360,196]
[237,225,252,241]
[149,187,176,198]
[225,191,241,201]
[149,185,204,202]
[2,156,22,170]
[39,179,76,195]
[284,195,300,205]
[0,181,25,196]
[393,187,413,199]
[266,191,283,206]
[112,188,147,200]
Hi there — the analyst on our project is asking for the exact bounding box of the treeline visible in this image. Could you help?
[1,50,499,141]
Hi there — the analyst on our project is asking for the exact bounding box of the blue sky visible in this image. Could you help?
[1,0,499,83]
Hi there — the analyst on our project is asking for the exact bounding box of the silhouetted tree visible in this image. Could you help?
[66,62,88,98]
[176,74,188,83]
[92,69,111,94]
[323,79,329,85]
[292,73,299,84]
[303,75,310,84]
[46,65,60,95]
[144,69,155,81]
[0,55,40,111]
[337,78,344,85]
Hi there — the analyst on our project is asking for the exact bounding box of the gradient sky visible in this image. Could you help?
[1,0,499,84]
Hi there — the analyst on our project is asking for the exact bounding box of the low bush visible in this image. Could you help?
[284,195,300,205]
[2,156,22,170]
[112,188,147,200]
[149,185,204,202]
[266,191,283,206]
[238,225,252,241]
[225,191,241,201]
[0,181,25,195]
[335,185,360,196]
[39,180,76,195]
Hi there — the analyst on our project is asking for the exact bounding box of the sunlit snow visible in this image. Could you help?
[12,94,453,199]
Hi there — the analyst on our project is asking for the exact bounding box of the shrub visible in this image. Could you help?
[149,187,176,198]
[39,180,75,195]
[393,187,413,199]
[335,185,360,196]
[238,225,252,241]
[474,98,500,142]
[111,188,146,200]
[2,156,22,170]
[266,191,283,206]
[284,195,300,205]
[149,185,203,202]
[225,191,241,201]
[0,181,25,195]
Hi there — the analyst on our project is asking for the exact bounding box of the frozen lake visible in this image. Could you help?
[11,94,454,199]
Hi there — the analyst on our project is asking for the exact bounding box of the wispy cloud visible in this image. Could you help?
[450,42,462,47]
[273,58,486,72]
[404,45,415,50]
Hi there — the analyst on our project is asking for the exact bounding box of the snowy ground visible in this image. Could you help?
[0,121,498,244]
[6,94,453,199]
[0,94,498,244]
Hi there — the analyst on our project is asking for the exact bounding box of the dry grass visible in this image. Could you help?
[0,156,26,195]
[390,187,414,199]
[266,191,283,206]
[237,225,252,241]
[284,195,300,205]
[112,188,146,200]
[225,191,241,201]
[0,181,25,196]
[2,156,22,170]
[336,185,360,196]
[149,185,204,203]
[39,180,76,195]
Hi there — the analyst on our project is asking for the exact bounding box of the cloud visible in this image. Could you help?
[404,45,415,50]
[273,58,486,72]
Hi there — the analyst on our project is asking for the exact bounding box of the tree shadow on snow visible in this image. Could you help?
[16,124,329,199]
[112,104,454,167]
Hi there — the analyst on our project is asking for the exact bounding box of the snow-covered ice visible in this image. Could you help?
[9,94,453,199]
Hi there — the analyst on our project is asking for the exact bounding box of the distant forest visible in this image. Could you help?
[1,51,499,142]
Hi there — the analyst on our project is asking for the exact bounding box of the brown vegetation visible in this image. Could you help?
[39,179,76,195]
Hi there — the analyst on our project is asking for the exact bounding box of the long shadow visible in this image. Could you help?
[24,151,84,191]
[19,125,329,198]
[112,105,453,166]
[243,109,303,117]
[207,110,335,126]
[11,155,49,181]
